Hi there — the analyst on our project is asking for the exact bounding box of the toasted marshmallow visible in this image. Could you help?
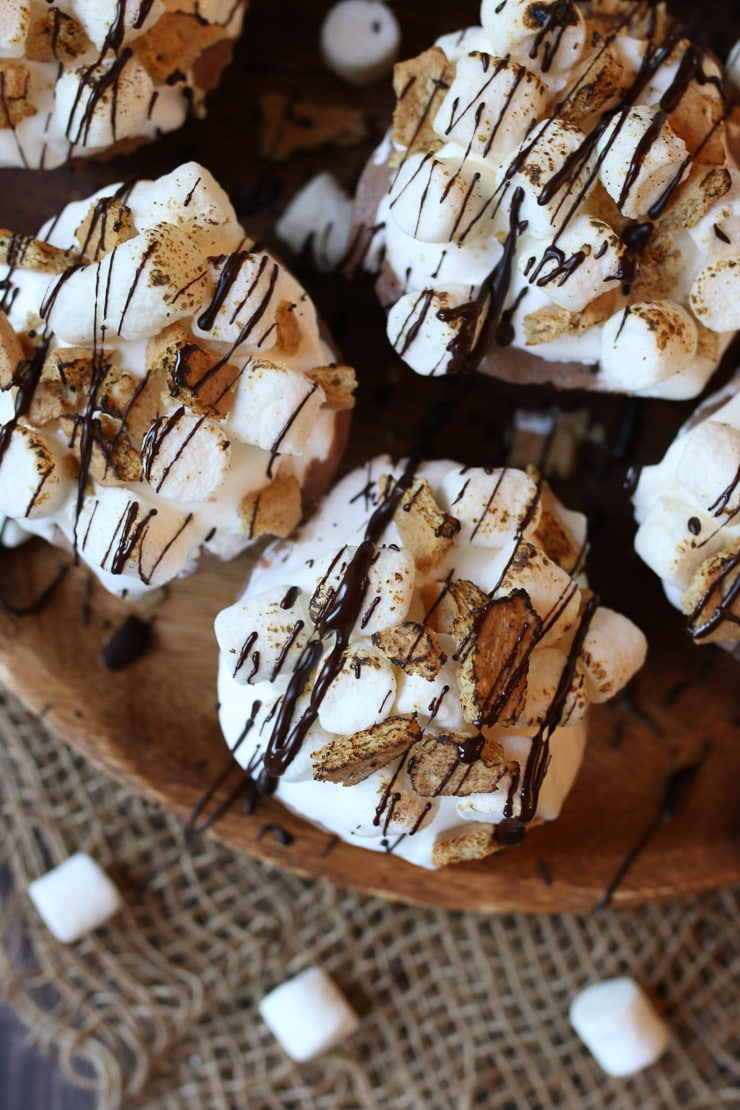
[227,358,326,456]
[0,423,70,519]
[569,978,670,1077]
[519,215,623,312]
[689,258,740,333]
[480,0,587,74]
[432,53,549,162]
[217,456,646,869]
[597,106,689,220]
[579,607,648,702]
[634,496,720,590]
[387,287,483,376]
[600,302,697,392]
[276,172,354,272]
[126,163,241,253]
[675,420,740,517]
[389,149,495,244]
[0,0,29,58]
[54,56,154,151]
[71,0,164,49]
[503,118,596,238]
[142,411,231,501]
[320,0,400,85]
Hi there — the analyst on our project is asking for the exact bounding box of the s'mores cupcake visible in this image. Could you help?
[0,162,355,599]
[0,0,246,167]
[352,0,740,398]
[215,456,646,868]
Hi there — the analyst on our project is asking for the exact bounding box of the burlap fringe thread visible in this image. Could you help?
[0,688,738,1109]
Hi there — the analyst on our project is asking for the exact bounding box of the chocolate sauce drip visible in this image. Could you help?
[0,562,67,616]
[686,547,740,641]
[100,614,152,670]
[528,0,579,73]
[688,516,701,536]
[256,823,294,846]
[708,460,740,517]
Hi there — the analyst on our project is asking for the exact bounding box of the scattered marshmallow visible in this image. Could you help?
[28,852,123,943]
[320,0,400,85]
[142,411,231,501]
[569,977,670,1077]
[480,0,587,71]
[0,0,29,58]
[227,358,326,455]
[519,215,624,313]
[0,424,69,519]
[258,967,360,1061]
[276,173,354,272]
[504,119,596,238]
[214,588,312,685]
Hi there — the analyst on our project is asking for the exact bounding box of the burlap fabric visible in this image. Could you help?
[1,687,738,1109]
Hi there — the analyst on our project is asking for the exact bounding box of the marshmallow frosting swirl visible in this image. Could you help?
[216,456,647,869]
[354,0,740,398]
[633,374,740,652]
[0,162,355,598]
[0,0,245,168]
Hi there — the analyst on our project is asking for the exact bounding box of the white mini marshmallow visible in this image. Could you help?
[496,544,582,646]
[28,852,123,944]
[126,162,242,251]
[689,257,740,333]
[519,215,623,312]
[54,56,154,151]
[389,150,494,244]
[675,420,740,516]
[71,0,164,49]
[142,411,231,501]
[311,544,416,635]
[433,53,549,162]
[569,977,670,1077]
[318,646,397,733]
[480,0,587,71]
[441,465,541,546]
[320,0,400,85]
[688,181,740,258]
[597,106,689,220]
[276,173,354,272]
[259,967,360,1062]
[0,0,30,57]
[0,424,69,519]
[579,607,647,703]
[727,39,740,95]
[600,302,697,391]
[503,118,595,238]
[387,288,482,376]
[228,358,325,456]
[46,224,209,343]
[633,496,718,590]
[77,487,193,588]
[435,26,491,63]
[215,589,311,685]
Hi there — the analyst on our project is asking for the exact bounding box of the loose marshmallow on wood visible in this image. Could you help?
[28,852,123,943]
[569,977,670,1077]
[276,173,354,272]
[259,966,360,1061]
[320,0,400,85]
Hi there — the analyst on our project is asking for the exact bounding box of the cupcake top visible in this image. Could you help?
[633,374,740,652]
[0,162,355,598]
[0,0,245,168]
[353,0,740,398]
[215,455,646,868]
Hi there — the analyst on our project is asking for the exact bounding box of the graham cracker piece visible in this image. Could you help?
[239,472,303,539]
[150,323,239,418]
[0,312,23,389]
[652,165,731,247]
[423,577,489,637]
[385,473,461,574]
[457,590,542,728]
[311,713,421,786]
[372,621,447,679]
[694,318,720,363]
[0,62,35,129]
[26,8,91,62]
[391,47,453,157]
[62,412,143,486]
[557,44,625,126]
[682,542,740,645]
[668,74,725,166]
[0,229,76,274]
[274,300,302,357]
[75,198,138,261]
[530,481,585,573]
[259,91,367,161]
[431,821,496,866]
[630,245,685,302]
[303,364,357,411]
[26,347,104,426]
[522,287,618,346]
[407,732,507,797]
[132,11,223,83]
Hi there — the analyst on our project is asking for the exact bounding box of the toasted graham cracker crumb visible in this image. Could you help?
[26,9,91,63]
[386,473,460,574]
[75,198,138,261]
[259,92,367,161]
[0,62,36,129]
[239,473,303,539]
[312,714,421,785]
[0,312,23,389]
[682,542,740,644]
[0,229,76,274]
[431,821,496,866]
[423,577,489,637]
[407,732,507,797]
[150,323,240,418]
[391,47,453,157]
[372,621,447,679]
[304,364,357,410]
[132,12,224,83]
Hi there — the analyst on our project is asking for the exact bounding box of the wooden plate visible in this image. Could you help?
[0,0,739,913]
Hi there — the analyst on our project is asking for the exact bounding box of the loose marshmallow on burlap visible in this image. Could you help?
[259,967,360,1061]
[28,853,123,943]
[569,977,670,1077]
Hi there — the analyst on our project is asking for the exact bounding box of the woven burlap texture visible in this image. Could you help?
[0,688,738,1110]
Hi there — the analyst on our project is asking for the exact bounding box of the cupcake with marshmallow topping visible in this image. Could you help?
[215,455,646,869]
[0,162,355,599]
[352,0,740,398]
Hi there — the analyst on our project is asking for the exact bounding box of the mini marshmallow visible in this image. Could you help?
[480,0,586,70]
[0,424,69,519]
[142,412,231,501]
[569,977,670,1077]
[726,39,740,95]
[215,589,311,685]
[389,150,495,245]
[259,967,360,1062]
[579,607,648,703]
[318,647,397,733]
[126,163,241,252]
[600,302,697,391]
[675,420,740,516]
[434,26,491,64]
[440,465,541,546]
[311,543,416,635]
[689,258,740,333]
[46,224,209,344]
[633,496,719,590]
[0,0,29,58]
[54,56,154,151]
[503,118,596,238]
[387,288,483,376]
[28,852,123,943]
[70,0,164,49]
[227,358,326,455]
[320,0,400,85]
[276,173,354,272]
[597,106,689,220]
[432,53,549,162]
[519,215,623,313]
